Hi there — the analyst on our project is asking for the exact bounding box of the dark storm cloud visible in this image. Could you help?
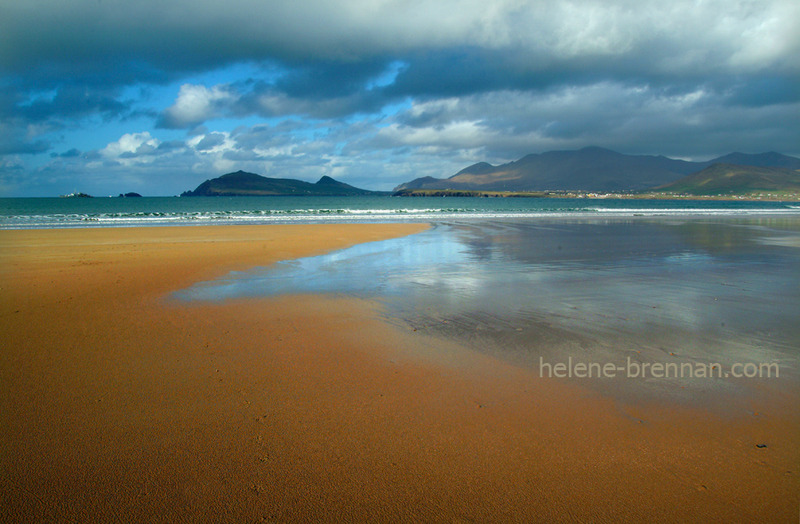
[385,48,585,99]
[229,59,400,119]
[8,2,800,78]
[2,0,392,89]
[16,86,129,122]
[0,134,50,156]
[4,0,798,122]
[274,59,389,99]
[725,76,800,107]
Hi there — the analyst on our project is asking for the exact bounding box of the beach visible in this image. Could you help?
[1,223,798,522]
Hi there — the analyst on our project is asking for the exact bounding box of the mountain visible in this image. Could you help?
[708,152,800,170]
[394,147,800,193]
[654,164,800,196]
[182,171,382,196]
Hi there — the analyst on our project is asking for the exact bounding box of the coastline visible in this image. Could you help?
[1,224,798,521]
[2,195,799,230]
[392,189,800,201]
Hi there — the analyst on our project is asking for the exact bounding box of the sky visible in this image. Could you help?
[1,0,799,197]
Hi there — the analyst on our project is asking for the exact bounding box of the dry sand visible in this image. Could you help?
[1,224,798,522]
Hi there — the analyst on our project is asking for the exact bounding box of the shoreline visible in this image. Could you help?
[1,224,798,521]
[2,196,799,231]
[392,189,800,201]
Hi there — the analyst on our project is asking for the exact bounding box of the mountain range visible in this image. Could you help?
[180,149,800,198]
[394,147,800,194]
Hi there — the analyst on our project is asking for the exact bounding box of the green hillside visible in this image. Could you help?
[654,164,800,196]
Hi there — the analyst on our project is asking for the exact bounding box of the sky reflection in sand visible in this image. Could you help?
[176,218,800,397]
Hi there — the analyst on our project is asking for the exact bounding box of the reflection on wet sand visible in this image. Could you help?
[177,217,800,402]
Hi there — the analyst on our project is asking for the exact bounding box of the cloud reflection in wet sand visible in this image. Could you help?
[176,218,800,401]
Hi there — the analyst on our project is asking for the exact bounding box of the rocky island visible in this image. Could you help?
[182,171,385,197]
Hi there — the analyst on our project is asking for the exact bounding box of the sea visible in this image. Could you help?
[1,195,800,228]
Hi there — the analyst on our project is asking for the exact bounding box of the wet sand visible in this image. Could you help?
[1,224,798,522]
[179,218,800,406]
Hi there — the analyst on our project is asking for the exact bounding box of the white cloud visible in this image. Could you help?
[377,120,493,151]
[100,132,160,160]
[159,84,237,128]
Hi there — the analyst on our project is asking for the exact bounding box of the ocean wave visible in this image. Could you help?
[2,202,800,229]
